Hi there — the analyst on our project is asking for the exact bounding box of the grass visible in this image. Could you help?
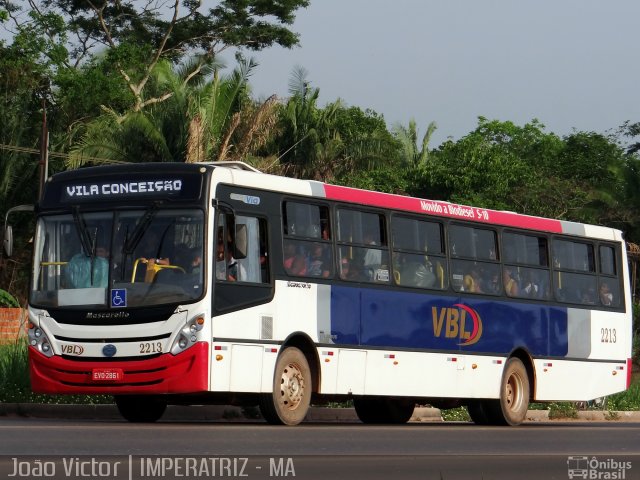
[605,379,640,411]
[0,340,111,404]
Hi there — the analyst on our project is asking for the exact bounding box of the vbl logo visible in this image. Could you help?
[61,344,84,355]
[432,304,483,346]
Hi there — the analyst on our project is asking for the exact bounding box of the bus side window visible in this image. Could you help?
[552,239,597,306]
[599,245,620,307]
[216,214,269,284]
[337,209,388,284]
[234,216,268,284]
[282,201,333,279]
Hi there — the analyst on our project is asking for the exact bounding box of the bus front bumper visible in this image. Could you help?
[29,342,209,395]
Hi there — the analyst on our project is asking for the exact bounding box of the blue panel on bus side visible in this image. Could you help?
[329,287,362,345]
[548,306,570,357]
[329,285,569,357]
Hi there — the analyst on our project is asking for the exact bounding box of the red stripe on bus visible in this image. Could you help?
[323,184,563,233]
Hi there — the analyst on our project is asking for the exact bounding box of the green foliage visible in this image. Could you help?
[0,340,111,404]
[336,164,410,194]
[0,289,19,307]
[0,340,30,402]
[408,117,635,240]
[393,119,437,166]
[548,402,578,419]
[0,41,46,208]
[67,57,260,167]
[270,67,402,181]
[607,379,640,411]
[54,54,136,128]
[423,118,565,213]
[6,0,309,65]
[440,406,471,422]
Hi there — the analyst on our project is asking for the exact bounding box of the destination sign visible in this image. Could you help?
[64,179,183,199]
[50,172,205,205]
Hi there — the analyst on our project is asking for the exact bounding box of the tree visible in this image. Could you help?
[617,120,640,155]
[67,57,277,167]
[272,67,401,181]
[0,41,49,208]
[2,0,310,113]
[422,118,560,213]
[392,119,437,167]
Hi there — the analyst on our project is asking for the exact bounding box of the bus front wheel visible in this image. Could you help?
[260,347,311,425]
[115,395,167,423]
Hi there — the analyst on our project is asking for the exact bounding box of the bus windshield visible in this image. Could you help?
[31,208,204,309]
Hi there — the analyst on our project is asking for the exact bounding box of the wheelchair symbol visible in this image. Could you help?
[111,289,127,308]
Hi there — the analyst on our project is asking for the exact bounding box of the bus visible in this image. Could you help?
[23,161,632,425]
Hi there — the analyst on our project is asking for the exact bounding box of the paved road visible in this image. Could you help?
[1,417,639,479]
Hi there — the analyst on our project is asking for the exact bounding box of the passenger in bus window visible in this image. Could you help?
[486,272,501,295]
[307,243,331,278]
[362,233,381,281]
[521,272,540,298]
[340,257,366,282]
[283,242,307,276]
[463,268,483,293]
[599,282,613,306]
[410,260,435,288]
[175,245,202,274]
[339,257,351,280]
[503,268,519,296]
[136,228,171,267]
[581,286,597,305]
[66,248,109,288]
[216,234,238,281]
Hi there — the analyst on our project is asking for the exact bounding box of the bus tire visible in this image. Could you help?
[382,398,415,424]
[354,397,415,424]
[259,347,311,425]
[467,400,491,425]
[115,395,166,423]
[486,357,530,426]
[353,397,381,423]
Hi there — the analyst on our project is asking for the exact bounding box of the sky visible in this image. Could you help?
[230,0,640,148]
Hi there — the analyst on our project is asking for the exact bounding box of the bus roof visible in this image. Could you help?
[46,162,621,241]
[211,164,621,241]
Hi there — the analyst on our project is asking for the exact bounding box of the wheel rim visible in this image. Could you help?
[505,371,524,413]
[279,362,305,411]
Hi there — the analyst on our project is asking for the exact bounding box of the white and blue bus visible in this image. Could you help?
[24,161,632,425]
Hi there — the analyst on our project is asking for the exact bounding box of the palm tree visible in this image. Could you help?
[186,57,279,164]
[67,57,278,167]
[393,119,437,167]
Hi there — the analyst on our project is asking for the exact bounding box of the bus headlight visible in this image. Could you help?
[171,314,205,355]
[28,322,54,358]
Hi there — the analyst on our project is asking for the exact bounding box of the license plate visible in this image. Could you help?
[91,368,123,382]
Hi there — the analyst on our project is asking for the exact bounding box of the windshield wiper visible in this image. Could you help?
[123,202,160,255]
[72,207,95,258]
[72,207,98,285]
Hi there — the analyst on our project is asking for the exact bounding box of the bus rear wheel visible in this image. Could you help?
[467,400,491,425]
[259,347,311,425]
[486,357,530,426]
[115,395,167,423]
[354,397,415,424]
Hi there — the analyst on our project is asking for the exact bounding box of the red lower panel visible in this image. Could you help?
[29,342,209,395]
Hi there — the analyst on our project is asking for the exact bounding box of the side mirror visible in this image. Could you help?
[2,204,35,258]
[3,225,13,257]
[233,224,248,260]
